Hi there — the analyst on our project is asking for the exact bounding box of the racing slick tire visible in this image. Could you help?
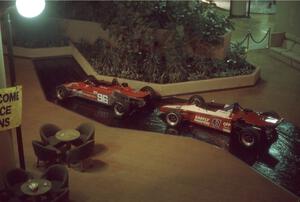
[238,127,261,149]
[261,111,280,119]
[140,86,157,100]
[121,82,128,87]
[113,102,129,118]
[188,95,205,107]
[165,111,182,127]
[56,86,69,100]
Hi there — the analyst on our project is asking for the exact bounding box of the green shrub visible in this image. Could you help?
[75,38,255,84]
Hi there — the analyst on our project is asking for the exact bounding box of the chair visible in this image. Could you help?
[40,124,64,147]
[32,140,62,167]
[4,168,33,198]
[72,123,95,146]
[50,188,69,202]
[66,140,95,171]
[41,165,69,194]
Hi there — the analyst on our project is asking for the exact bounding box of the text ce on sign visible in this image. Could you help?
[0,86,22,131]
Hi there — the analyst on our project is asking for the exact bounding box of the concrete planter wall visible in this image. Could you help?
[11,46,73,58]
[11,43,260,96]
[185,32,231,60]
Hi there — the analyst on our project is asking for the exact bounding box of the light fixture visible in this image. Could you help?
[16,0,45,18]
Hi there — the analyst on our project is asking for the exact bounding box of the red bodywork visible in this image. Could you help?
[160,102,282,134]
[60,80,150,107]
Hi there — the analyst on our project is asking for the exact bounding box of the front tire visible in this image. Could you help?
[165,111,182,127]
[188,95,205,107]
[113,102,129,118]
[56,86,69,100]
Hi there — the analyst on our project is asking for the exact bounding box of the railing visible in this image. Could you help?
[236,28,271,50]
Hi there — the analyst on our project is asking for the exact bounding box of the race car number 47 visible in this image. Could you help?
[97,93,109,104]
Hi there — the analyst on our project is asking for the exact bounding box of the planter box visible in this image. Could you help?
[11,43,260,96]
[4,46,73,58]
[70,43,260,96]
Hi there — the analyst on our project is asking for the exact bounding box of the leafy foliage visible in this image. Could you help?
[49,1,233,43]
[75,38,255,84]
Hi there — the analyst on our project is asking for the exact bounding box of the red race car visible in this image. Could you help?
[159,95,282,149]
[56,75,158,118]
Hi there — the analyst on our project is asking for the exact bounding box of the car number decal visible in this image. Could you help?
[211,118,221,129]
[97,93,109,104]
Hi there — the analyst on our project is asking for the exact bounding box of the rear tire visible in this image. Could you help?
[121,82,128,87]
[165,111,182,127]
[262,111,280,119]
[238,127,261,149]
[140,86,157,100]
[56,86,68,100]
[188,95,205,107]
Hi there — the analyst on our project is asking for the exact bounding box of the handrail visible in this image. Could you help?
[236,28,271,50]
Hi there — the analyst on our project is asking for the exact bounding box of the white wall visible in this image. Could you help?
[275,1,300,37]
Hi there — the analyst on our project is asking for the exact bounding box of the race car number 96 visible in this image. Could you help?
[97,93,109,104]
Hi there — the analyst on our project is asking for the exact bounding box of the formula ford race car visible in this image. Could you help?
[159,95,282,149]
[56,75,159,118]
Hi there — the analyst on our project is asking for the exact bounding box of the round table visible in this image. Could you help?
[21,179,51,202]
[55,129,80,142]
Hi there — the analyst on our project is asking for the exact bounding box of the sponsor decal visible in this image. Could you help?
[194,116,210,125]
[223,122,231,128]
[0,86,22,131]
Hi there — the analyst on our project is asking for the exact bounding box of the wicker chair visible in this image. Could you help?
[40,124,64,147]
[41,165,69,194]
[32,140,62,167]
[50,188,69,202]
[72,123,95,146]
[66,140,95,171]
[4,168,33,198]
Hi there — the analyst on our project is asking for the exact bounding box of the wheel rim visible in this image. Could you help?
[57,88,65,100]
[240,133,255,147]
[114,103,126,117]
[166,113,179,126]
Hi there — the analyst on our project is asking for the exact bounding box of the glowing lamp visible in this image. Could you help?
[16,0,45,18]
